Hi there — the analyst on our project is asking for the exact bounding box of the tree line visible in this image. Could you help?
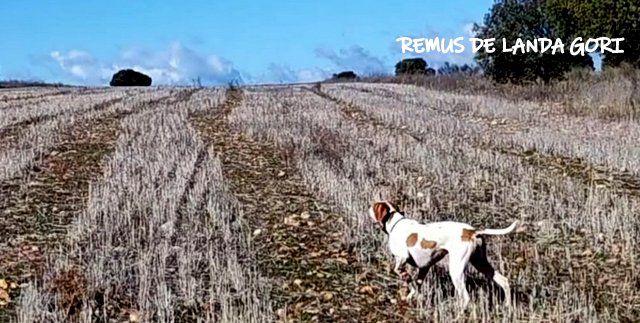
[334,0,638,83]
[474,0,638,83]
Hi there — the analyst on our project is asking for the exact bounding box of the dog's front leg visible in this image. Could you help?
[393,257,411,283]
[408,249,448,301]
[416,249,448,286]
[394,256,421,301]
[406,277,422,300]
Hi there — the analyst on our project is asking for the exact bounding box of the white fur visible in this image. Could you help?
[369,201,518,307]
[476,221,518,236]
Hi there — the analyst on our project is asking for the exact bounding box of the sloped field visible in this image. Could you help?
[1,84,638,322]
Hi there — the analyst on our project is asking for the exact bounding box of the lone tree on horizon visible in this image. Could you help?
[332,71,358,80]
[395,58,436,76]
[110,69,152,87]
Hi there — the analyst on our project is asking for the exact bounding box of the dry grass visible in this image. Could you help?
[0,87,75,104]
[229,84,640,321]
[15,89,271,322]
[367,66,640,122]
[0,89,176,182]
[328,83,640,176]
[1,80,638,321]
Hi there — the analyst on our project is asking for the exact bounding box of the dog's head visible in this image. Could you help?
[368,201,401,228]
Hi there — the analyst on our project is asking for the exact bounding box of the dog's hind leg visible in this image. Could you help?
[448,246,472,308]
[470,240,511,306]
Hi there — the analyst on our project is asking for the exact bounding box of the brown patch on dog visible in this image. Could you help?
[420,239,437,249]
[461,228,476,241]
[406,233,418,247]
[372,202,390,223]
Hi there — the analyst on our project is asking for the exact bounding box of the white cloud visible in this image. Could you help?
[50,50,99,80]
[266,63,330,84]
[49,42,242,85]
[315,46,389,76]
[296,69,329,83]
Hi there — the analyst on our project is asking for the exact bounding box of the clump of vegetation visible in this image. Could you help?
[474,0,593,83]
[544,0,640,68]
[437,63,481,76]
[362,64,639,121]
[332,71,358,81]
[395,58,436,76]
[227,79,241,91]
[109,69,152,87]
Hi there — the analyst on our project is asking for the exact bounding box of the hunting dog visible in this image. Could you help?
[368,201,518,307]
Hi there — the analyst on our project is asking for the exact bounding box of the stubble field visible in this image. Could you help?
[0,82,638,322]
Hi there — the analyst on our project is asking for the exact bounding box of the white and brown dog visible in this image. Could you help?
[369,201,518,307]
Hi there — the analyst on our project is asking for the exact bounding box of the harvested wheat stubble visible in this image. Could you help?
[0,88,132,129]
[0,87,82,108]
[235,84,639,320]
[306,84,639,321]
[0,89,192,321]
[2,82,638,322]
[322,83,640,203]
[0,89,177,182]
[330,83,640,176]
[0,95,125,148]
[15,89,273,322]
[191,88,412,322]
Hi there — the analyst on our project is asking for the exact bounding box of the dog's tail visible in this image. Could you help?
[476,221,518,236]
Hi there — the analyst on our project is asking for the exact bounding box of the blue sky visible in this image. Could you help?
[1,0,493,85]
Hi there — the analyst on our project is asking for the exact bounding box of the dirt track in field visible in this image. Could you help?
[190,88,421,322]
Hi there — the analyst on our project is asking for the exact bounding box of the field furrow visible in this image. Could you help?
[0,88,80,107]
[0,89,198,320]
[0,89,180,181]
[0,96,126,147]
[322,84,640,200]
[12,88,252,321]
[330,83,640,176]
[190,88,410,322]
[0,89,133,130]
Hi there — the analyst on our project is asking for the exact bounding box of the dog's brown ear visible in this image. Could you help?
[372,202,390,223]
